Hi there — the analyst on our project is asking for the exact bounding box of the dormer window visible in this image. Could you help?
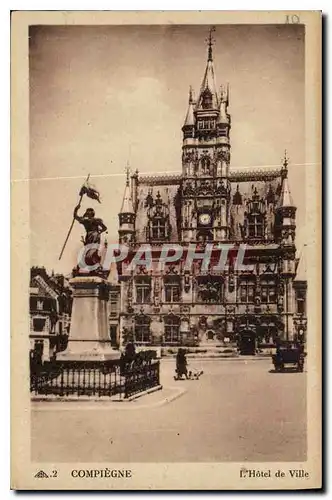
[146,191,170,242]
[248,213,264,238]
[245,187,266,239]
[152,218,166,240]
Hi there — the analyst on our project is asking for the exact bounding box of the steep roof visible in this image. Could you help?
[30,275,59,299]
[218,86,229,124]
[196,41,218,111]
[295,248,307,281]
[279,176,294,208]
[120,170,135,214]
[183,87,195,127]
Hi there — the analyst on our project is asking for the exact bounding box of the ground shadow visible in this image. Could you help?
[269,368,305,374]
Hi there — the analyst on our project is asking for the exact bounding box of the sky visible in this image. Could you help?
[29,24,305,275]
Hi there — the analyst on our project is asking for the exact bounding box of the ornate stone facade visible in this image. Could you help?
[117,38,307,352]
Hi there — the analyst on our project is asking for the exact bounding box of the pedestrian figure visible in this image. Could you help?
[175,348,189,380]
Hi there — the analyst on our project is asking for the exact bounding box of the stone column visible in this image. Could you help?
[57,276,120,361]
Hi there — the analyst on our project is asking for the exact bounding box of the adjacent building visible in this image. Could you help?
[29,267,73,361]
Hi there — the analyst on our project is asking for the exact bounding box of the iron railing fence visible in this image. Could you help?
[124,361,160,399]
[30,351,160,399]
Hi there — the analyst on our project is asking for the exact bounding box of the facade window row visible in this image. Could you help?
[134,315,180,344]
[134,277,278,304]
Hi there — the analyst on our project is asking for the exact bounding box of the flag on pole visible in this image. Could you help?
[79,181,101,203]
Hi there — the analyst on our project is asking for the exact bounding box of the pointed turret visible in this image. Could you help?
[118,165,136,245]
[278,152,295,208]
[120,167,134,214]
[182,87,195,140]
[183,86,195,127]
[217,83,231,151]
[295,247,307,281]
[218,85,229,124]
[279,176,294,208]
[196,28,218,110]
[276,151,296,250]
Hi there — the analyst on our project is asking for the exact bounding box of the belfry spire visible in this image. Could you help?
[197,27,218,110]
[207,26,215,61]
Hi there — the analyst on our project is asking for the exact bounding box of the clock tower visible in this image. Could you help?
[181,28,231,243]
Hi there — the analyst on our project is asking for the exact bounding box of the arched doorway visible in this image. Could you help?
[206,329,216,341]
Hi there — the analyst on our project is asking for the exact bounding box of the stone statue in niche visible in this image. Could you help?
[184,272,191,293]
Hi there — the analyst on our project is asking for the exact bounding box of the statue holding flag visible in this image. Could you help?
[79,180,101,204]
[73,204,107,246]
[59,176,107,261]
[57,175,119,362]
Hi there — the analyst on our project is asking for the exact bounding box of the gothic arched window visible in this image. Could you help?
[146,191,170,242]
[134,314,151,343]
[238,277,255,303]
[164,315,180,343]
[152,217,166,240]
[197,230,213,243]
[201,156,211,174]
[260,278,277,303]
[196,276,223,304]
[248,213,264,238]
[135,277,151,304]
[245,188,266,239]
[201,88,213,109]
[164,275,181,303]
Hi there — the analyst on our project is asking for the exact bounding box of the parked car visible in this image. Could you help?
[272,341,306,372]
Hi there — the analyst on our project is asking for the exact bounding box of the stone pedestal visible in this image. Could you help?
[57,276,120,361]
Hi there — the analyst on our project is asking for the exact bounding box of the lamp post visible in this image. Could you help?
[285,276,289,341]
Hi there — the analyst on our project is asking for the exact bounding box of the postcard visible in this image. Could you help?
[11,10,322,490]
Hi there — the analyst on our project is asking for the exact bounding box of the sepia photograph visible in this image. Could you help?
[11,11,321,490]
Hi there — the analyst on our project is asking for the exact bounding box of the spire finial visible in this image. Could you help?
[206,26,215,62]
[125,162,130,186]
[282,150,289,169]
[189,85,193,104]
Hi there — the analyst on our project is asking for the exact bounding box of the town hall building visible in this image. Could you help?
[116,35,307,353]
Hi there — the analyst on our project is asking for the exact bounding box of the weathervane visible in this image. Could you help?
[206,26,216,61]
[125,161,131,186]
[282,150,289,169]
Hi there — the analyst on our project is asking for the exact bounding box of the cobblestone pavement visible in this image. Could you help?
[31,358,306,463]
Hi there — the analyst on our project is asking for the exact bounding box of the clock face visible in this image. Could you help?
[198,213,211,226]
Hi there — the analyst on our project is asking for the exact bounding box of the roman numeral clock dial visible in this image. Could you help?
[198,212,211,226]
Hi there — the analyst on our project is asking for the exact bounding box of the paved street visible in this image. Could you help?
[31,359,306,463]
